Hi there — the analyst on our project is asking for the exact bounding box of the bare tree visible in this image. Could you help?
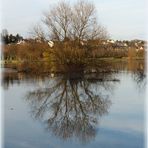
[43,1,72,41]
[43,0,108,41]
[30,24,46,42]
[72,1,94,40]
[87,20,109,40]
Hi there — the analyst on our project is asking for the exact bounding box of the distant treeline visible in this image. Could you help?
[1,29,23,44]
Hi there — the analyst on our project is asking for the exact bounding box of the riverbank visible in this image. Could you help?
[1,56,144,65]
[1,57,145,74]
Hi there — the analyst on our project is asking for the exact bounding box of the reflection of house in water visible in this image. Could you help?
[36,77,44,87]
[18,73,25,80]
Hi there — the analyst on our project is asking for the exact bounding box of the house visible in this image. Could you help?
[48,41,54,48]
[107,39,115,44]
[17,40,25,45]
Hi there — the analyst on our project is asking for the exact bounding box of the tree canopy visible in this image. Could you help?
[42,0,109,41]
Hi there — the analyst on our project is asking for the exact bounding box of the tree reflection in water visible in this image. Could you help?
[2,61,146,143]
[26,71,119,143]
[128,60,146,90]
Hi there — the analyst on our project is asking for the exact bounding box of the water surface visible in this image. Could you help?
[2,61,146,148]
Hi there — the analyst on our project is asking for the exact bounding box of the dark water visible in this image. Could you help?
[2,61,146,148]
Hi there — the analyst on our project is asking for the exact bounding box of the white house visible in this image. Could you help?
[107,39,115,44]
[17,40,25,45]
[48,41,54,48]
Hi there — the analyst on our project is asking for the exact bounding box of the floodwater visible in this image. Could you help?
[2,61,146,148]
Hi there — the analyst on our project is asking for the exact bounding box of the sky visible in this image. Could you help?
[0,0,147,40]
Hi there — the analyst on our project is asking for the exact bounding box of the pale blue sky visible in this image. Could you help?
[1,0,147,40]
